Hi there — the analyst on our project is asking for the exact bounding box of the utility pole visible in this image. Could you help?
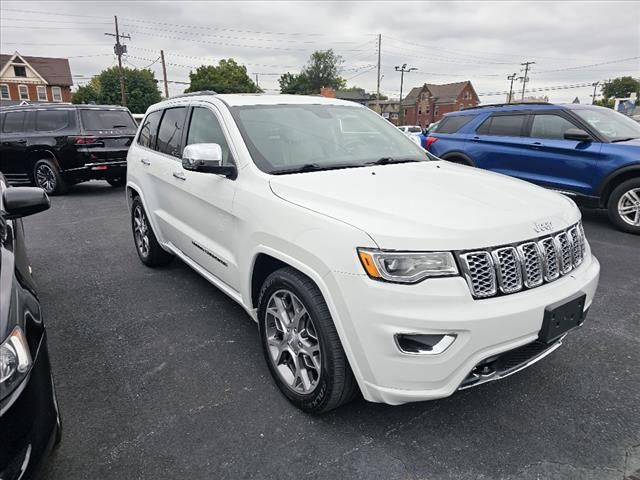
[104,16,130,106]
[507,73,518,103]
[255,74,259,90]
[160,50,169,98]
[520,61,535,101]
[591,81,599,104]
[376,33,382,114]
[395,64,417,124]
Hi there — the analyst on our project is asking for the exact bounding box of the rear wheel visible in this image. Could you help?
[131,197,173,266]
[106,176,126,187]
[34,159,69,195]
[258,267,358,413]
[608,178,640,234]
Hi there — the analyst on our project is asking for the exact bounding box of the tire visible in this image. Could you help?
[34,159,69,195]
[444,156,473,166]
[607,178,640,234]
[131,196,174,266]
[258,267,358,413]
[106,176,126,187]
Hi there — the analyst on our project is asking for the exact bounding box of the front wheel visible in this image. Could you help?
[607,178,640,234]
[131,197,174,266]
[258,267,358,413]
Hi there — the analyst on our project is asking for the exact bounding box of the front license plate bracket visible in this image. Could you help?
[539,292,587,344]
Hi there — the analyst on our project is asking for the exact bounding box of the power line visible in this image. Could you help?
[535,56,640,73]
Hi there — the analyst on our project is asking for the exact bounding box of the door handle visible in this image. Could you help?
[530,141,543,148]
[140,158,151,166]
[471,136,480,142]
[172,171,186,181]
[16,139,27,144]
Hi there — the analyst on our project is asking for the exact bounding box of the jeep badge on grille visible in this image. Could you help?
[534,221,553,233]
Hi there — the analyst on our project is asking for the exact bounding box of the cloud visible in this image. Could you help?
[1,0,638,102]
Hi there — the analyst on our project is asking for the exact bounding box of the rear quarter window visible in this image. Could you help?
[36,110,74,132]
[476,114,527,137]
[2,111,26,133]
[436,115,476,134]
[137,110,162,149]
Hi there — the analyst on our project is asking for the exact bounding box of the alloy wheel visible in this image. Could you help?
[35,164,56,193]
[264,289,321,394]
[133,205,150,258]
[617,187,640,227]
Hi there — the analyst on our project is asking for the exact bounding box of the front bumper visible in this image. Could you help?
[326,252,600,405]
[0,334,60,480]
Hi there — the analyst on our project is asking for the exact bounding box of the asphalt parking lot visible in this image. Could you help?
[26,182,639,480]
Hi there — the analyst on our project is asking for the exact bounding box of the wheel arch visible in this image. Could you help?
[441,151,475,166]
[28,149,59,179]
[598,164,640,208]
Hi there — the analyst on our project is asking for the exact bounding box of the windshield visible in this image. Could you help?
[230,104,429,174]
[80,109,137,131]
[567,105,640,141]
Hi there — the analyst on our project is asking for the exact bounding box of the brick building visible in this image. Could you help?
[400,81,479,127]
[0,52,73,106]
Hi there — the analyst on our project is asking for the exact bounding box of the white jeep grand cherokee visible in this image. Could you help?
[126,93,600,413]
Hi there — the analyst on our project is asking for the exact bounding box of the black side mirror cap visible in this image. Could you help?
[182,160,237,179]
[564,128,592,142]
[2,187,50,220]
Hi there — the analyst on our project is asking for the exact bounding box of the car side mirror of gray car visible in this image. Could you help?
[564,129,592,142]
[2,187,50,220]
[182,143,237,179]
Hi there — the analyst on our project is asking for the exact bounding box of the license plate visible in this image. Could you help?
[539,292,587,344]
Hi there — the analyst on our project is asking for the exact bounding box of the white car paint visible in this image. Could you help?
[127,93,600,405]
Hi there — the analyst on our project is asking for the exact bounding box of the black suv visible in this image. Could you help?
[0,104,137,195]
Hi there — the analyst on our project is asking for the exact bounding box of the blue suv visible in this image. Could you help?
[426,103,640,234]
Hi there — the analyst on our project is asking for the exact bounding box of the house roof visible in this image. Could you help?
[401,81,476,106]
[334,89,370,101]
[0,53,73,86]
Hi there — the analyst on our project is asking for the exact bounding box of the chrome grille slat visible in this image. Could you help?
[458,222,586,299]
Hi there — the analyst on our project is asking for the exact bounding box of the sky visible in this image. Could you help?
[1,0,639,104]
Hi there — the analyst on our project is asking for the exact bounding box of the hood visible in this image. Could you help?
[269,161,580,251]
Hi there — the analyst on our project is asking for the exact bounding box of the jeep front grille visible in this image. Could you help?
[458,222,586,299]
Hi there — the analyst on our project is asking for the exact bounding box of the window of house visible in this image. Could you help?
[18,85,29,100]
[421,93,426,101]
[137,110,162,149]
[156,107,188,158]
[0,84,9,100]
[426,106,430,114]
[435,106,439,116]
[51,86,62,102]
[37,85,48,102]
[13,65,27,77]
[36,110,71,131]
[186,107,233,165]
[418,108,422,115]
[2,111,26,133]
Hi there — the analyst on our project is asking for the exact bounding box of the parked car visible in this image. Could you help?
[132,113,145,125]
[0,104,138,195]
[126,93,600,413]
[397,124,426,148]
[426,103,640,234]
[0,176,61,479]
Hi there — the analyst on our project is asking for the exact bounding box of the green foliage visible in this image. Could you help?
[279,49,346,95]
[72,67,161,113]
[369,92,388,101]
[185,59,260,94]
[598,77,640,108]
[593,98,615,109]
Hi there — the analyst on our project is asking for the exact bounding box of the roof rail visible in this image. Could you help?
[170,90,217,99]
[462,102,551,111]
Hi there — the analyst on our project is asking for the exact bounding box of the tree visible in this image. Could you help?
[186,59,260,94]
[601,76,640,100]
[279,49,346,95]
[72,67,161,113]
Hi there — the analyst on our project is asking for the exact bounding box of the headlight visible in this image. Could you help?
[357,248,459,284]
[0,326,32,388]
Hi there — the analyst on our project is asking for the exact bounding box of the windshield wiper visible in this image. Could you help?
[366,157,422,165]
[270,163,323,175]
[611,137,638,143]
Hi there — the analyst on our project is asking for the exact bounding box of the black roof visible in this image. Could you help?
[0,103,131,112]
[461,102,551,111]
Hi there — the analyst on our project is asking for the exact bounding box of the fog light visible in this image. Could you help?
[395,333,456,355]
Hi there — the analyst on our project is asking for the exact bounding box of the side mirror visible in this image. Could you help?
[2,187,50,220]
[182,143,237,179]
[564,128,592,142]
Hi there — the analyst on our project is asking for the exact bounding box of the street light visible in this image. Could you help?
[395,64,417,124]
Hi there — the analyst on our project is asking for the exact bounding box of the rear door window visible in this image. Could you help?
[36,110,73,132]
[436,115,476,134]
[476,114,526,137]
[156,107,188,158]
[530,114,578,140]
[80,109,137,131]
[2,111,26,133]
[137,110,162,149]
